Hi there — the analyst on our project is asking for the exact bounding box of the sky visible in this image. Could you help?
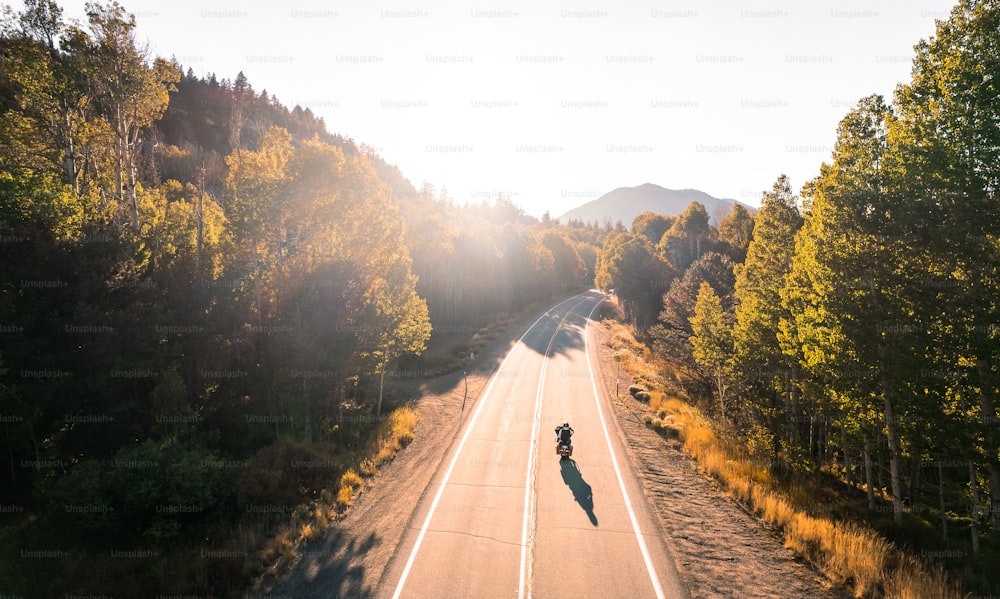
[13,0,959,218]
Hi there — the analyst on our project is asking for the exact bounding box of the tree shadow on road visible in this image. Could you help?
[520,290,606,359]
[264,528,378,599]
[560,458,598,526]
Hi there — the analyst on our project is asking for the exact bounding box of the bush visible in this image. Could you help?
[340,468,362,490]
[46,437,228,544]
[235,441,343,508]
[336,485,355,507]
[390,407,417,447]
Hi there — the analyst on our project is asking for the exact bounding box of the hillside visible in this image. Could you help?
[558,183,755,227]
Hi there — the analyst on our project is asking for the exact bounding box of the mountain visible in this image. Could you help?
[557,183,755,228]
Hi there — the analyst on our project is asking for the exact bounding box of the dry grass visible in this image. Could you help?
[337,485,355,507]
[883,554,962,599]
[259,527,297,566]
[372,405,417,463]
[336,468,364,508]
[606,318,963,599]
[359,457,378,477]
[390,406,417,447]
[340,468,363,489]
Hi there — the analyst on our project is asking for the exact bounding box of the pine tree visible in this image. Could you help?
[731,175,802,451]
[690,281,734,425]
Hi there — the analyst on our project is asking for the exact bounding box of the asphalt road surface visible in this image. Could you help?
[377,291,688,599]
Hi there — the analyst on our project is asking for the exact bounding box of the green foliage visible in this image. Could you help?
[631,211,675,245]
[46,437,227,544]
[656,201,716,272]
[716,203,755,262]
[689,281,734,423]
[595,230,672,328]
[649,252,736,389]
[732,175,802,377]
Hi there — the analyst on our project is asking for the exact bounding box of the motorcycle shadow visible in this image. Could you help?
[559,458,598,526]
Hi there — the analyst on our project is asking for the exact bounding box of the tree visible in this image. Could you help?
[656,201,714,272]
[540,230,586,292]
[650,251,736,386]
[889,0,1000,529]
[783,96,920,524]
[224,125,292,324]
[78,1,179,233]
[731,174,802,454]
[631,211,674,245]
[690,281,733,425]
[595,231,672,328]
[229,70,251,149]
[717,202,755,262]
[2,0,97,197]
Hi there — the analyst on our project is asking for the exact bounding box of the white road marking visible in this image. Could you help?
[584,299,666,599]
[390,296,579,599]
[518,343,547,599]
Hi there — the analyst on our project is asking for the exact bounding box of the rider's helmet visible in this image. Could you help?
[563,422,569,428]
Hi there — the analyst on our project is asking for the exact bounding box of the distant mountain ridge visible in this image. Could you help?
[557,183,755,228]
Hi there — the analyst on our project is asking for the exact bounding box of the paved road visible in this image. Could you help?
[378,291,688,599]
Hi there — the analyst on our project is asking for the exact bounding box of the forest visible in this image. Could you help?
[597,0,999,593]
[0,1,597,595]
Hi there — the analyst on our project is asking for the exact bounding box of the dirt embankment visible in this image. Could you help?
[263,307,851,599]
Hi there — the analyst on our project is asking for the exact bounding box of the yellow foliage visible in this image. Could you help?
[390,406,417,447]
[340,468,362,490]
[359,458,378,477]
[337,484,354,507]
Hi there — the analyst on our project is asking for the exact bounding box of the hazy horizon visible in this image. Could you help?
[15,0,958,217]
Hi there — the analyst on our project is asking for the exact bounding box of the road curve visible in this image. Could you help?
[377,291,688,599]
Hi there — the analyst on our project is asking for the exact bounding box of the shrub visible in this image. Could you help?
[336,485,354,508]
[340,468,362,490]
[390,406,417,447]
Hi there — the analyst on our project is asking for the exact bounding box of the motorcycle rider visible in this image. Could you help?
[555,422,574,454]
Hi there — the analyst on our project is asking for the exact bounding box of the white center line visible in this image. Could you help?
[518,345,547,599]
[390,296,578,599]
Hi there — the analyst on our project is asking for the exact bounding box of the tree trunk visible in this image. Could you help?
[877,443,886,498]
[882,378,905,525]
[785,367,799,447]
[976,357,1000,531]
[969,460,981,556]
[909,437,923,509]
[127,142,139,234]
[61,101,79,196]
[808,415,815,458]
[937,458,947,540]
[716,370,727,427]
[864,430,876,510]
[843,422,852,484]
[196,170,205,272]
[376,351,387,418]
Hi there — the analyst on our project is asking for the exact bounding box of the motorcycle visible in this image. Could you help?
[555,424,574,459]
[556,440,573,459]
